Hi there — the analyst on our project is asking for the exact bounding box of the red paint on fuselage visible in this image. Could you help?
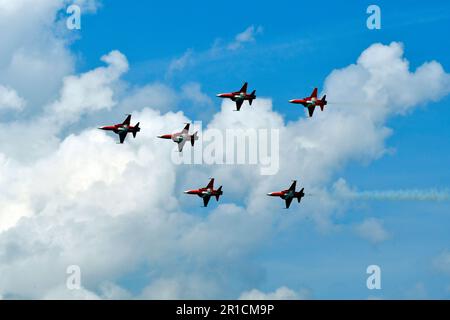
[99,124,140,134]
[184,187,223,198]
[217,91,255,102]
[289,88,327,116]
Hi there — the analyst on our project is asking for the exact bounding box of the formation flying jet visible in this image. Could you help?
[158,123,199,152]
[217,82,256,111]
[267,180,305,209]
[289,88,327,117]
[99,114,141,144]
[184,178,223,207]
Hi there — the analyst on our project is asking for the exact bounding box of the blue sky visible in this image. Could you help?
[0,0,449,300]
[70,0,450,299]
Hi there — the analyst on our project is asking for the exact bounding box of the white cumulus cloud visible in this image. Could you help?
[0,39,449,299]
[0,85,25,110]
[354,218,390,244]
[239,286,311,300]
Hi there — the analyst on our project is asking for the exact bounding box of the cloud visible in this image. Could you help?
[47,50,129,126]
[0,40,449,300]
[167,49,194,76]
[354,218,390,244]
[333,178,450,202]
[119,81,211,115]
[228,25,264,50]
[433,251,450,275]
[0,0,102,109]
[239,286,311,300]
[324,42,450,119]
[181,82,213,106]
[0,85,25,110]
[43,285,101,300]
[166,25,264,76]
[121,83,178,113]
[404,282,428,299]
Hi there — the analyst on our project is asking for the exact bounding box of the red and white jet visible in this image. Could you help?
[184,178,223,207]
[289,88,327,117]
[267,180,305,209]
[99,114,141,144]
[158,123,199,152]
[217,82,256,111]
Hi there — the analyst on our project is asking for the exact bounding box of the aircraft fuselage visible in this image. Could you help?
[217,92,254,102]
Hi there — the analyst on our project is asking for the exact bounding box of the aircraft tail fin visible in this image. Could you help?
[215,186,223,201]
[297,188,305,202]
[133,122,140,138]
[320,95,328,111]
[320,95,327,111]
[249,90,256,105]
[191,131,198,146]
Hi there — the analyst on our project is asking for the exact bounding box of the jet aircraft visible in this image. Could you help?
[158,123,199,152]
[217,82,256,111]
[184,178,223,207]
[267,180,305,209]
[289,88,327,117]
[99,114,141,144]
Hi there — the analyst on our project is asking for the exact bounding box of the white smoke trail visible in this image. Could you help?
[333,179,450,202]
[345,189,450,201]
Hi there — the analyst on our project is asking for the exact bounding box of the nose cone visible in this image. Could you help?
[98,126,108,130]
[217,93,225,98]
[289,99,298,104]
[267,192,274,196]
[158,134,172,139]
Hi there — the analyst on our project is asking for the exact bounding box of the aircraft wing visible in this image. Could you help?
[206,178,214,189]
[119,131,128,144]
[203,195,211,207]
[236,100,244,111]
[123,114,131,126]
[240,82,248,93]
[182,123,190,134]
[285,197,293,209]
[177,139,187,152]
[311,88,318,99]
[307,106,315,117]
